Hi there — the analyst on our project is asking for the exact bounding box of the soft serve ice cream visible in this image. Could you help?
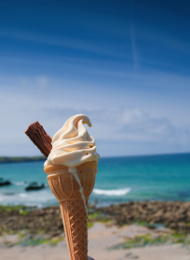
[44,114,100,216]
[27,114,98,260]
[44,114,100,168]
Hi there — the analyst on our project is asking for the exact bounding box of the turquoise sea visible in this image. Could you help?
[0,153,190,208]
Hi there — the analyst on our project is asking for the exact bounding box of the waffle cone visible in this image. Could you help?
[44,161,97,260]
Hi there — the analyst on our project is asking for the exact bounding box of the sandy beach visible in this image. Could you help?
[1,222,190,260]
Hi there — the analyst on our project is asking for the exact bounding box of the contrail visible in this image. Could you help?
[130,1,138,70]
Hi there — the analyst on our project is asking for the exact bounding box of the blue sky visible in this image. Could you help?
[0,0,190,157]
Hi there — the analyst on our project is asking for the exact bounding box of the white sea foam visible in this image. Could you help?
[12,181,27,186]
[19,193,27,197]
[93,188,131,196]
[0,190,56,207]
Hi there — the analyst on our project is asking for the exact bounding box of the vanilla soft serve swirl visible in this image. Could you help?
[44,114,100,167]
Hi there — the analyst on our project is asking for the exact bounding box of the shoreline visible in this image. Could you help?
[1,201,190,260]
[1,200,190,237]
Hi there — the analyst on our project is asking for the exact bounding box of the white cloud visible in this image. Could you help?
[121,109,147,125]
[0,73,190,156]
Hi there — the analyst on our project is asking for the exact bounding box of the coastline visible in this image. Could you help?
[1,201,190,260]
[0,156,45,164]
[1,201,190,241]
[1,151,190,163]
[1,153,190,259]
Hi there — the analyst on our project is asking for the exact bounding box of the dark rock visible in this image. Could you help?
[25,182,45,191]
[0,178,12,187]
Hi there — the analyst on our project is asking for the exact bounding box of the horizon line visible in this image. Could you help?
[1,151,190,159]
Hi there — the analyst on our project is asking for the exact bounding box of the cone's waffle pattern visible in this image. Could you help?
[60,200,87,260]
[45,162,97,260]
[47,171,95,202]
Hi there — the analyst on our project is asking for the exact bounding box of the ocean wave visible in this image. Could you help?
[0,190,57,207]
[12,181,48,188]
[93,188,131,196]
[12,181,27,186]
[19,193,27,198]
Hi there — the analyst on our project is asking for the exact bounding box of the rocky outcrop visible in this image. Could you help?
[0,206,63,238]
[98,201,190,233]
[1,201,190,237]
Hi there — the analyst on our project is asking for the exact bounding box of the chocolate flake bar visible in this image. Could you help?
[25,121,52,157]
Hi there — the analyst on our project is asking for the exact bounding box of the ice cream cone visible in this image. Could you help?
[44,161,97,260]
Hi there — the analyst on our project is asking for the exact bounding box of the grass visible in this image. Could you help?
[98,218,112,223]
[88,222,94,229]
[0,205,29,215]
[18,232,26,239]
[172,233,187,243]
[119,232,190,249]
[122,234,169,249]
[88,212,111,224]
[20,237,62,246]
[88,212,100,219]
[19,209,29,215]
[132,221,150,226]
[49,237,63,246]
[3,232,63,247]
